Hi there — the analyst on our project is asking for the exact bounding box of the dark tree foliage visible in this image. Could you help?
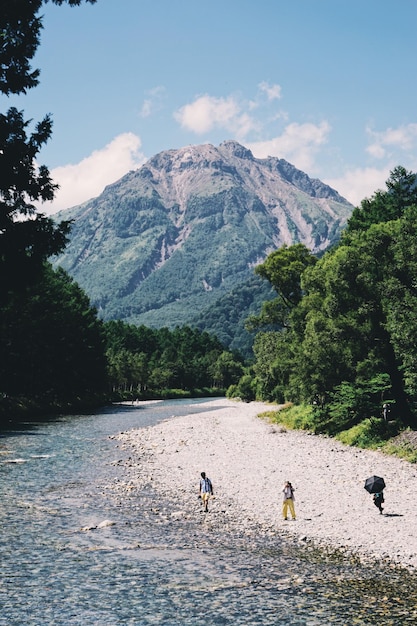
[249,243,317,330]
[0,107,71,292]
[0,0,105,418]
[0,0,96,292]
[0,263,107,404]
[255,243,317,309]
[0,0,97,94]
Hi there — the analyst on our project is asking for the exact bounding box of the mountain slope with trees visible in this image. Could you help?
[191,274,276,357]
[54,141,353,336]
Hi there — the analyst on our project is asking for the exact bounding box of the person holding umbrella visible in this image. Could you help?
[364,475,386,514]
[373,491,384,514]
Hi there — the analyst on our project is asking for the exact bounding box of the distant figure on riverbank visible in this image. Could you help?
[199,471,214,512]
[282,480,296,520]
[373,491,384,514]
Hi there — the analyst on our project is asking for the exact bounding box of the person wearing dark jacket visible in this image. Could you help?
[373,491,384,514]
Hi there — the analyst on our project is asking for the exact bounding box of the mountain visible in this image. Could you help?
[53,140,354,350]
[190,273,276,356]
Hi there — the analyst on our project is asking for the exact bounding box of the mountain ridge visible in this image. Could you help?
[53,140,354,349]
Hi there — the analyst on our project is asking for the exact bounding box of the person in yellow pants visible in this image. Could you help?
[282,480,296,520]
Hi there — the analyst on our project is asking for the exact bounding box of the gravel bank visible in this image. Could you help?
[115,398,417,570]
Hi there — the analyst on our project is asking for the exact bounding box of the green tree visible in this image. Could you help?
[0,0,105,417]
[255,243,317,309]
[344,166,417,237]
[0,0,96,292]
[209,351,244,388]
[1,1,97,95]
[249,168,417,430]
[248,243,317,330]
[231,374,256,402]
[0,107,70,292]
[0,264,107,404]
[252,331,287,401]
[243,244,317,403]
[287,220,417,427]
[103,320,230,395]
[381,206,417,402]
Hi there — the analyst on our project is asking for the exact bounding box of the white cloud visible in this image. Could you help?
[258,81,282,101]
[366,123,417,159]
[173,94,259,138]
[139,86,166,118]
[324,166,391,206]
[39,133,146,215]
[332,122,417,204]
[140,99,153,118]
[248,121,331,171]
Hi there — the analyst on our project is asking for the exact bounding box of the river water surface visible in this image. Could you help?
[1,399,417,625]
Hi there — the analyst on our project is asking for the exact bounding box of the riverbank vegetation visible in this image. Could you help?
[104,320,244,401]
[260,403,417,463]
[229,166,417,452]
[0,1,99,423]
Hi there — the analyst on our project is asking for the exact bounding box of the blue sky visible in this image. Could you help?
[7,0,417,212]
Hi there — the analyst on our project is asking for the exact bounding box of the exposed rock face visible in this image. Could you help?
[54,141,353,328]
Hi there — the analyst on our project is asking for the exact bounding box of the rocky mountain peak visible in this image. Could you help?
[54,141,354,338]
[218,140,254,160]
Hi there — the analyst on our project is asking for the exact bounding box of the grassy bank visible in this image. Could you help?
[261,403,417,463]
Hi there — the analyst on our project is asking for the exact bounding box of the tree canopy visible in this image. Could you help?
[0,0,96,292]
[0,1,96,95]
[343,166,417,237]
[0,263,107,405]
[247,243,317,331]
[242,167,417,431]
[0,0,105,419]
[104,321,244,395]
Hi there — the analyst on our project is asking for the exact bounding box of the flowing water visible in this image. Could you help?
[1,399,417,625]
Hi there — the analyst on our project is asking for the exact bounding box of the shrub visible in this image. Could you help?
[261,403,316,430]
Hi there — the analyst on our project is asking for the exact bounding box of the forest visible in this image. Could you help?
[229,166,417,442]
[104,321,244,398]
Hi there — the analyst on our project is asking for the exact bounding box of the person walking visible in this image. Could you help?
[282,480,296,520]
[373,491,384,514]
[199,471,214,512]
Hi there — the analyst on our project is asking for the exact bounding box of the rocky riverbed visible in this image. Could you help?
[112,398,417,571]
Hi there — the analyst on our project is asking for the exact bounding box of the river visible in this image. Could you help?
[1,399,417,625]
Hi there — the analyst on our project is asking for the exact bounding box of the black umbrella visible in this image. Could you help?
[364,475,386,494]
